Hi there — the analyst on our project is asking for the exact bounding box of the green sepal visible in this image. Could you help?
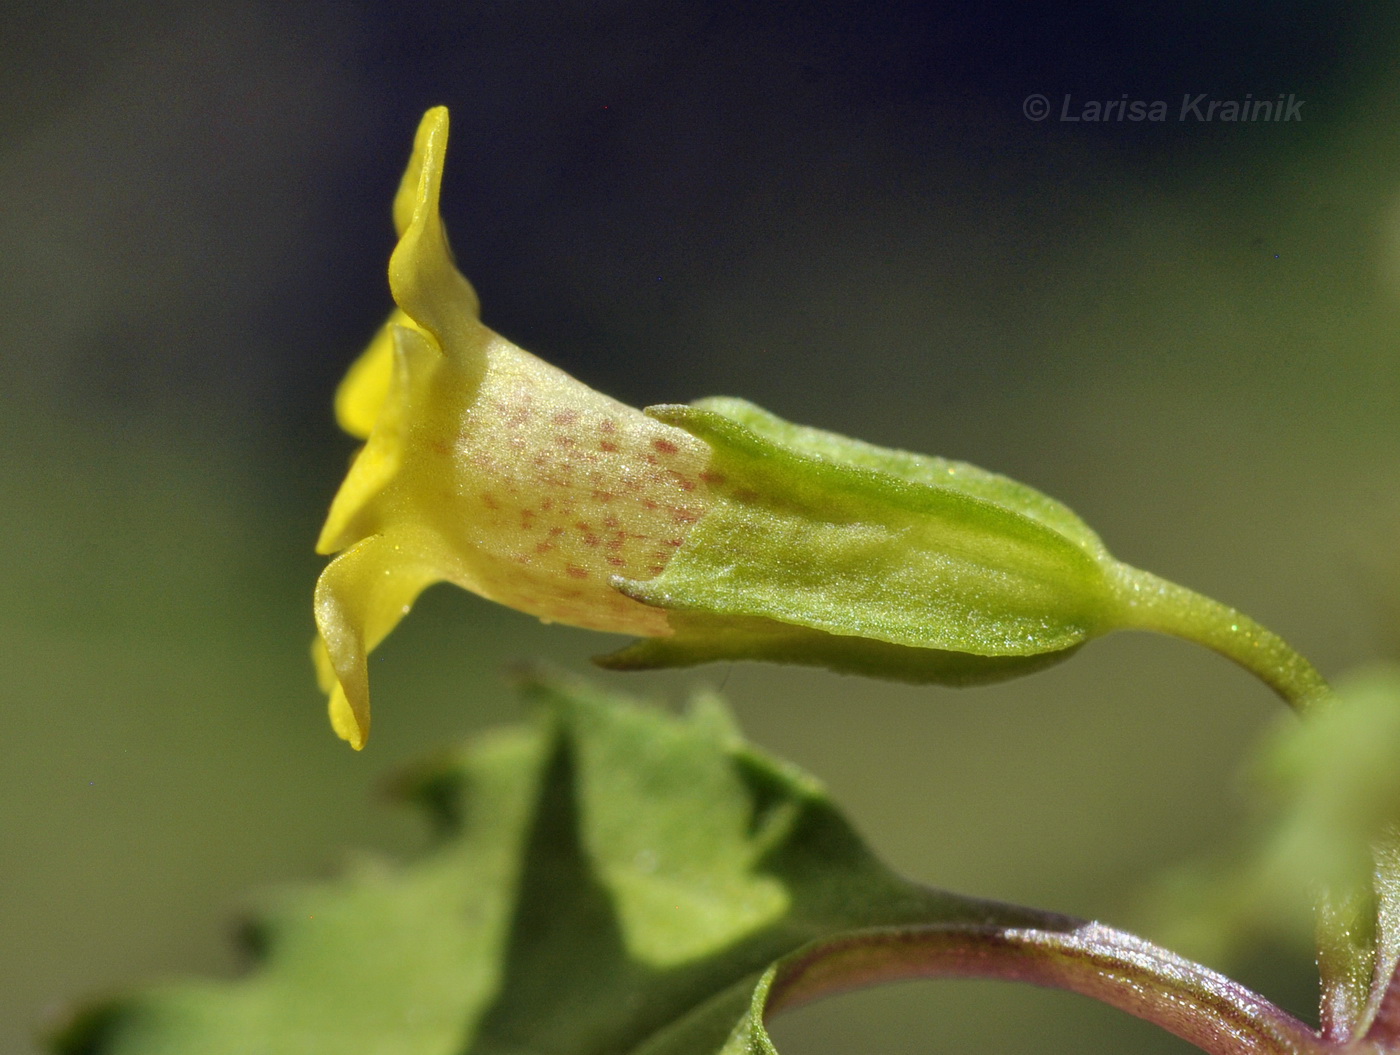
[690,397,1107,557]
[598,611,1082,685]
[618,400,1114,662]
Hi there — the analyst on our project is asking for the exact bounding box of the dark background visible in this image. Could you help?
[4,3,1400,1052]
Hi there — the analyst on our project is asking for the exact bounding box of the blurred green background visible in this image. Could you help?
[3,3,1400,1053]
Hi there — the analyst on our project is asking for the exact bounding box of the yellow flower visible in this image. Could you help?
[316,107,1326,750]
[313,107,713,748]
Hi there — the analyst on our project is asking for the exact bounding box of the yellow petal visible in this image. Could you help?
[313,535,439,749]
[317,322,421,555]
[312,106,715,746]
[388,107,482,374]
[335,105,477,443]
[334,312,399,440]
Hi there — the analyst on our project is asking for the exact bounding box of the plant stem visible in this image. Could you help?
[766,921,1331,1055]
[1108,563,1331,714]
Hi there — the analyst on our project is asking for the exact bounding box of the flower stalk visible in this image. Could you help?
[1107,563,1331,713]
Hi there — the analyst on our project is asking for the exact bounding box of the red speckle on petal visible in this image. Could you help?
[565,566,589,580]
[652,438,679,455]
[699,471,726,485]
[481,492,500,510]
[599,440,619,453]
[606,556,626,566]
[552,409,580,425]
[663,538,683,547]
[671,507,702,524]
[599,418,617,433]
[647,565,666,575]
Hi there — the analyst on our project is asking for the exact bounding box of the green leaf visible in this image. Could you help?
[53,673,1324,1055]
[51,674,1030,1055]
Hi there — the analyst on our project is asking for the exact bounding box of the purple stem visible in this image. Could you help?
[765,921,1332,1055]
[1368,987,1400,1047]
[1363,953,1400,1049]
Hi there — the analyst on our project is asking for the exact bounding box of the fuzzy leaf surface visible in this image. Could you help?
[53,675,1321,1055]
[53,674,1043,1055]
